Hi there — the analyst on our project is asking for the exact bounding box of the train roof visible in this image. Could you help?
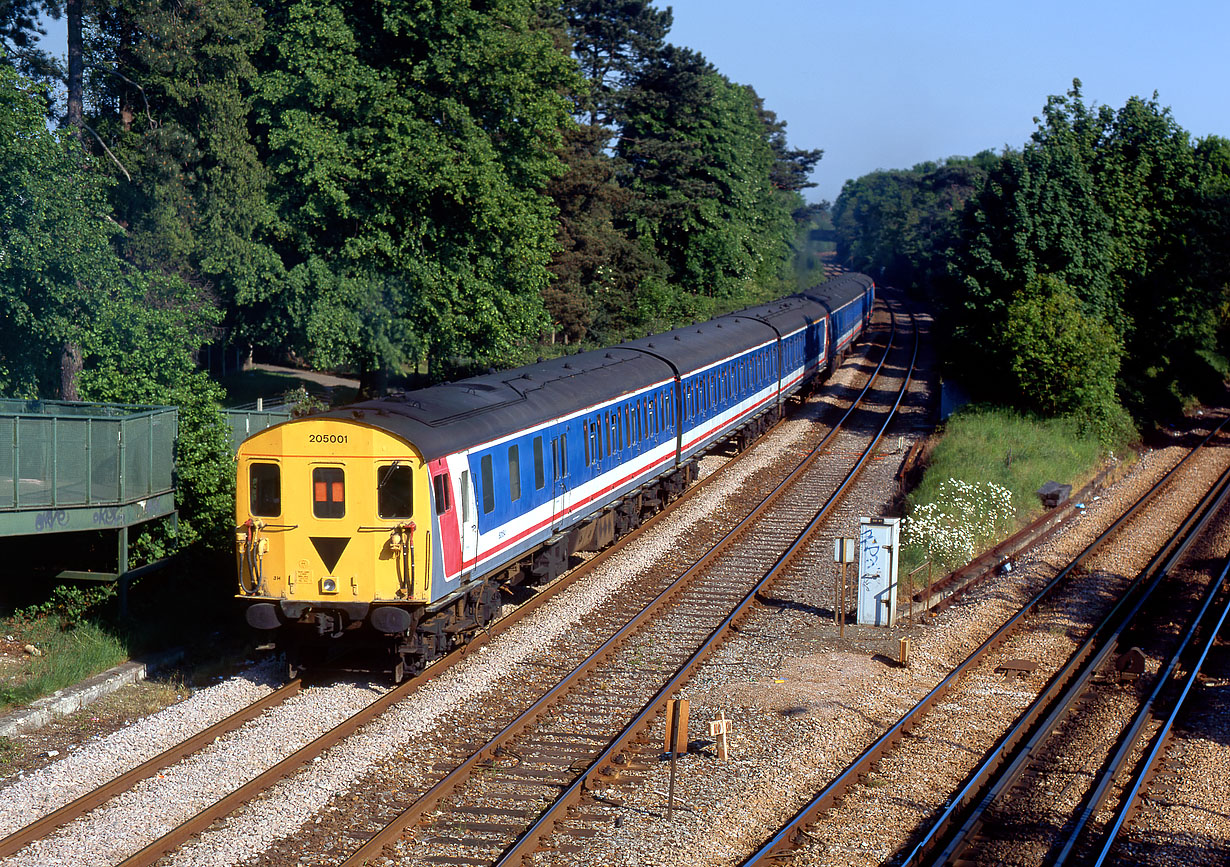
[800,272,874,311]
[617,313,779,378]
[730,293,831,336]
[316,347,675,459]
[301,274,872,460]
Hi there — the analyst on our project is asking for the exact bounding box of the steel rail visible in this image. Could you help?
[918,461,1230,866]
[914,463,1116,616]
[489,310,919,867]
[338,309,905,865]
[739,414,1229,866]
[0,679,301,859]
[80,309,894,867]
[1088,553,1230,865]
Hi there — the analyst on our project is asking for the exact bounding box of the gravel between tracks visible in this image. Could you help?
[0,328,877,867]
[6,297,1226,867]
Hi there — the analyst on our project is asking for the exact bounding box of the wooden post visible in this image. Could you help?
[834,567,841,629]
[925,560,934,616]
[664,699,689,820]
[899,637,911,667]
[709,711,732,760]
[839,561,847,639]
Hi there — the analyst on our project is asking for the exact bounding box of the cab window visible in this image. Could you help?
[313,467,345,519]
[377,463,413,519]
[250,463,281,517]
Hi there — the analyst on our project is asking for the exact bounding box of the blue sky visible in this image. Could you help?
[37,1,1229,203]
[663,0,1230,202]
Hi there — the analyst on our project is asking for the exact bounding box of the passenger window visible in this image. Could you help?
[481,454,494,514]
[377,463,413,519]
[250,463,281,517]
[433,472,451,515]
[534,437,544,490]
[312,467,345,519]
[508,445,521,502]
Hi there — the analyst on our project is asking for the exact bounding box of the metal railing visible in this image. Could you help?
[0,399,176,511]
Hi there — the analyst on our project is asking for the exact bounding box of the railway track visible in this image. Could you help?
[739,415,1230,867]
[0,307,897,866]
[294,305,917,867]
[1109,556,1230,865]
[908,460,1230,865]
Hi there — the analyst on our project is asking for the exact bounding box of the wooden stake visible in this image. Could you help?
[709,711,732,760]
[664,699,688,820]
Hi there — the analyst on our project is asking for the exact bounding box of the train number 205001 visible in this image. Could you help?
[309,434,348,443]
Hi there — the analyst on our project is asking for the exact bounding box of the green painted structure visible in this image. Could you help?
[0,399,178,611]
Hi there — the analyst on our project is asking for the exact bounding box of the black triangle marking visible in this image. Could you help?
[310,537,350,573]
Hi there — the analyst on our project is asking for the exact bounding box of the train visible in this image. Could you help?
[235,273,875,679]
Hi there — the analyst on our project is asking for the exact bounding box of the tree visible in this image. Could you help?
[945,81,1225,428]
[558,0,671,126]
[1,56,230,546]
[831,154,994,294]
[0,57,116,396]
[618,47,795,317]
[86,0,275,338]
[543,121,663,344]
[0,0,60,84]
[1004,274,1123,430]
[254,0,580,391]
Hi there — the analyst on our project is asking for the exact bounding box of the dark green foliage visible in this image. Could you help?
[1003,274,1130,442]
[0,0,60,84]
[833,81,1226,442]
[254,0,579,390]
[559,0,671,126]
[0,56,232,551]
[618,47,796,316]
[88,0,275,319]
[544,121,663,344]
[831,152,994,294]
[945,82,1228,431]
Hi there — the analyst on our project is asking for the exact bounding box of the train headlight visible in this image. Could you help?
[320,577,339,594]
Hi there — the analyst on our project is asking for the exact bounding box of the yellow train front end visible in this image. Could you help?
[235,417,432,673]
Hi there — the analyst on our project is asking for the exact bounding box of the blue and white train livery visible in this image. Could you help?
[234,274,875,678]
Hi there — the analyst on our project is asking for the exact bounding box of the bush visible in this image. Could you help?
[1004,274,1127,445]
[902,478,1015,569]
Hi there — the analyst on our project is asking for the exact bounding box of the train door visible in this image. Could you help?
[458,467,479,577]
[551,428,570,532]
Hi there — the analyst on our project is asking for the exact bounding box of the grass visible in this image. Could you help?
[0,618,129,713]
[899,404,1115,580]
[911,406,1107,518]
[0,549,255,716]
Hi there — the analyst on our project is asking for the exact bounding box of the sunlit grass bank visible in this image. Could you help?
[0,619,128,712]
[900,405,1118,579]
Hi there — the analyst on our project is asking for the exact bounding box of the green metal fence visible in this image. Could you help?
[0,399,177,511]
[223,408,291,451]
